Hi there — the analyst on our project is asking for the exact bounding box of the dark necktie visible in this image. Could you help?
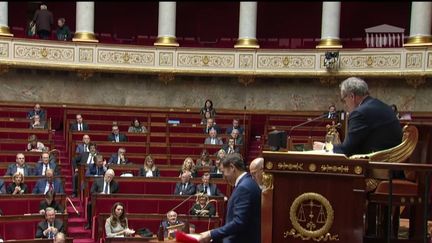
[104,182,109,194]
[44,164,48,175]
[96,167,100,175]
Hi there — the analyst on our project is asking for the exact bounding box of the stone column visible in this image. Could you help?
[235,2,259,49]
[0,2,13,37]
[154,2,179,47]
[73,2,98,42]
[405,2,432,46]
[316,2,342,49]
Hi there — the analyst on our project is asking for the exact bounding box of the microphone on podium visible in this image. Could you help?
[286,113,329,150]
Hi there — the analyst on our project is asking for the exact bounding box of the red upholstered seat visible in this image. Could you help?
[374,179,418,196]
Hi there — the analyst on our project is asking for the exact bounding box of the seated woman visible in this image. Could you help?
[139,155,160,177]
[199,99,216,124]
[105,202,135,238]
[128,118,147,133]
[189,194,216,217]
[195,149,213,170]
[39,190,64,214]
[6,172,28,194]
[29,114,47,129]
[210,149,226,176]
[179,157,198,178]
[26,134,46,152]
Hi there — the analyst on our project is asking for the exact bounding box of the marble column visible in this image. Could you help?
[154,2,179,47]
[316,2,342,49]
[405,2,432,46]
[0,2,13,37]
[235,2,259,49]
[73,2,98,42]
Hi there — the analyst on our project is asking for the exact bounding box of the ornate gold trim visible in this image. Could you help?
[265,161,274,170]
[354,166,363,175]
[321,164,349,173]
[73,32,99,43]
[404,36,432,47]
[0,26,13,37]
[234,38,260,49]
[309,163,317,172]
[277,162,304,171]
[154,36,179,47]
[262,172,274,192]
[316,38,342,49]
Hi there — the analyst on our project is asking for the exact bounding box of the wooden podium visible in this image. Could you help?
[262,151,369,243]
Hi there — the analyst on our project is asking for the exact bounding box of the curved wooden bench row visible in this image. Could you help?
[0,194,67,215]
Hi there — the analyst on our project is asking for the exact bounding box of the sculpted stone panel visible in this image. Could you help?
[79,48,94,63]
[338,54,400,69]
[159,52,174,66]
[0,42,9,58]
[406,53,423,69]
[177,53,235,68]
[239,54,254,69]
[257,55,315,69]
[97,49,155,66]
[14,44,74,62]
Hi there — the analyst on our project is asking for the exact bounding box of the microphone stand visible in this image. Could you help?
[287,113,328,150]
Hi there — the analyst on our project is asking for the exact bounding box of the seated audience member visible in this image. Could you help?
[56,17,71,41]
[108,147,129,165]
[108,125,128,142]
[196,149,213,170]
[76,134,91,153]
[249,157,264,190]
[39,190,64,214]
[35,207,65,239]
[54,232,66,243]
[203,118,221,134]
[33,169,64,194]
[35,152,59,176]
[0,179,5,194]
[179,157,198,178]
[30,114,47,129]
[6,172,28,194]
[391,104,401,119]
[27,103,46,120]
[5,153,33,176]
[139,155,160,177]
[200,110,213,125]
[86,169,119,229]
[86,154,108,176]
[196,173,226,200]
[174,171,196,195]
[200,99,216,123]
[222,137,240,154]
[204,128,223,145]
[70,114,89,131]
[160,210,184,239]
[325,104,338,119]
[230,128,243,145]
[27,134,46,152]
[226,118,244,135]
[105,202,135,238]
[72,143,97,196]
[128,118,147,133]
[189,194,216,217]
[210,149,225,176]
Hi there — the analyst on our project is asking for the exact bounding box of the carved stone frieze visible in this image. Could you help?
[159,52,174,66]
[0,42,8,58]
[239,54,254,69]
[339,54,400,69]
[79,48,94,63]
[177,53,235,68]
[257,55,315,69]
[97,49,155,65]
[406,53,423,69]
[14,44,74,62]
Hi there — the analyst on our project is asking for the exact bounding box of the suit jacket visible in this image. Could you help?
[108,154,129,164]
[91,178,119,194]
[74,152,97,169]
[107,133,128,142]
[70,122,89,131]
[161,220,183,238]
[34,162,59,176]
[32,9,53,32]
[210,174,261,243]
[39,199,64,213]
[32,178,64,194]
[5,164,33,176]
[27,109,46,120]
[6,182,28,194]
[30,120,47,129]
[204,125,221,134]
[35,219,64,238]
[226,126,244,135]
[85,164,107,176]
[196,183,225,197]
[190,203,216,217]
[204,137,224,145]
[174,182,196,195]
[333,96,403,157]
[222,145,240,154]
[75,143,91,154]
[139,167,160,177]
[0,179,5,194]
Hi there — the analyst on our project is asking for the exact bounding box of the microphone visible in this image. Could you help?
[287,113,328,149]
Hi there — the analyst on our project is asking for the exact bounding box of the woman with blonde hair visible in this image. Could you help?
[179,157,197,178]
[139,155,160,177]
[26,134,46,152]
[105,202,135,237]
[189,194,216,217]
[7,172,27,194]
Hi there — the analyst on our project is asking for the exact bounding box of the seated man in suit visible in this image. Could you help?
[33,169,64,194]
[85,169,119,229]
[325,104,338,119]
[72,142,98,197]
[108,147,129,165]
[27,103,46,120]
[226,118,244,135]
[174,171,196,195]
[30,114,48,129]
[5,153,33,176]
[204,128,223,145]
[160,210,184,239]
[107,125,128,142]
[222,137,240,155]
[75,134,91,154]
[85,154,108,176]
[230,128,243,145]
[35,152,59,176]
[203,118,221,134]
[70,113,89,131]
[35,207,65,239]
[196,172,227,201]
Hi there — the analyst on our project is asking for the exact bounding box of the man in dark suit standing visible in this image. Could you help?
[107,125,128,142]
[35,207,64,239]
[199,153,261,243]
[32,4,53,39]
[70,114,89,131]
[174,171,196,195]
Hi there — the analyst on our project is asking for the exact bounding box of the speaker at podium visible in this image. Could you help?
[267,130,287,151]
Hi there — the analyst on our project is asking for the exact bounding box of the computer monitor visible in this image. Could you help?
[268,130,287,151]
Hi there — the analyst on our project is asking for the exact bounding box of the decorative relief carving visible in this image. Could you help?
[97,49,154,65]
[159,52,173,66]
[76,70,94,80]
[14,44,74,62]
[0,43,9,58]
[427,53,432,68]
[238,76,255,86]
[406,53,422,68]
[239,54,254,69]
[79,48,93,63]
[277,162,304,171]
[339,54,400,69]
[321,164,349,173]
[158,73,175,84]
[258,55,315,69]
[177,53,235,68]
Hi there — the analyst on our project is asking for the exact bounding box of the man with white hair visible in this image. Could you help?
[35,207,64,239]
[249,157,264,190]
[32,4,53,39]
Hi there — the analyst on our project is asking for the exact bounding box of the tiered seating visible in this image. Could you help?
[0,194,67,215]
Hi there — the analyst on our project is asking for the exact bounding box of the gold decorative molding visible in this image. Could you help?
[72,32,99,43]
[178,53,235,68]
[0,26,13,37]
[265,161,274,170]
[319,77,338,86]
[308,163,317,172]
[234,38,260,49]
[98,49,155,66]
[277,162,304,171]
[316,38,342,49]
[405,77,426,88]
[404,35,432,47]
[339,54,401,69]
[154,36,179,47]
[76,69,94,80]
[320,164,349,173]
[258,55,315,69]
[239,54,254,69]
[261,172,274,192]
[353,166,363,175]
[238,75,255,86]
[14,44,74,62]
[158,73,175,84]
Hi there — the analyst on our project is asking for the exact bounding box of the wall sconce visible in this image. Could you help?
[324,51,339,71]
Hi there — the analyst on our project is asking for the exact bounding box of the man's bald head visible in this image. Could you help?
[249,157,264,187]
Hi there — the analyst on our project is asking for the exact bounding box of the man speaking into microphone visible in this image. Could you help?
[198,153,261,243]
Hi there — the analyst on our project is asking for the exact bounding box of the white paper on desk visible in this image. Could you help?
[287,150,347,158]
